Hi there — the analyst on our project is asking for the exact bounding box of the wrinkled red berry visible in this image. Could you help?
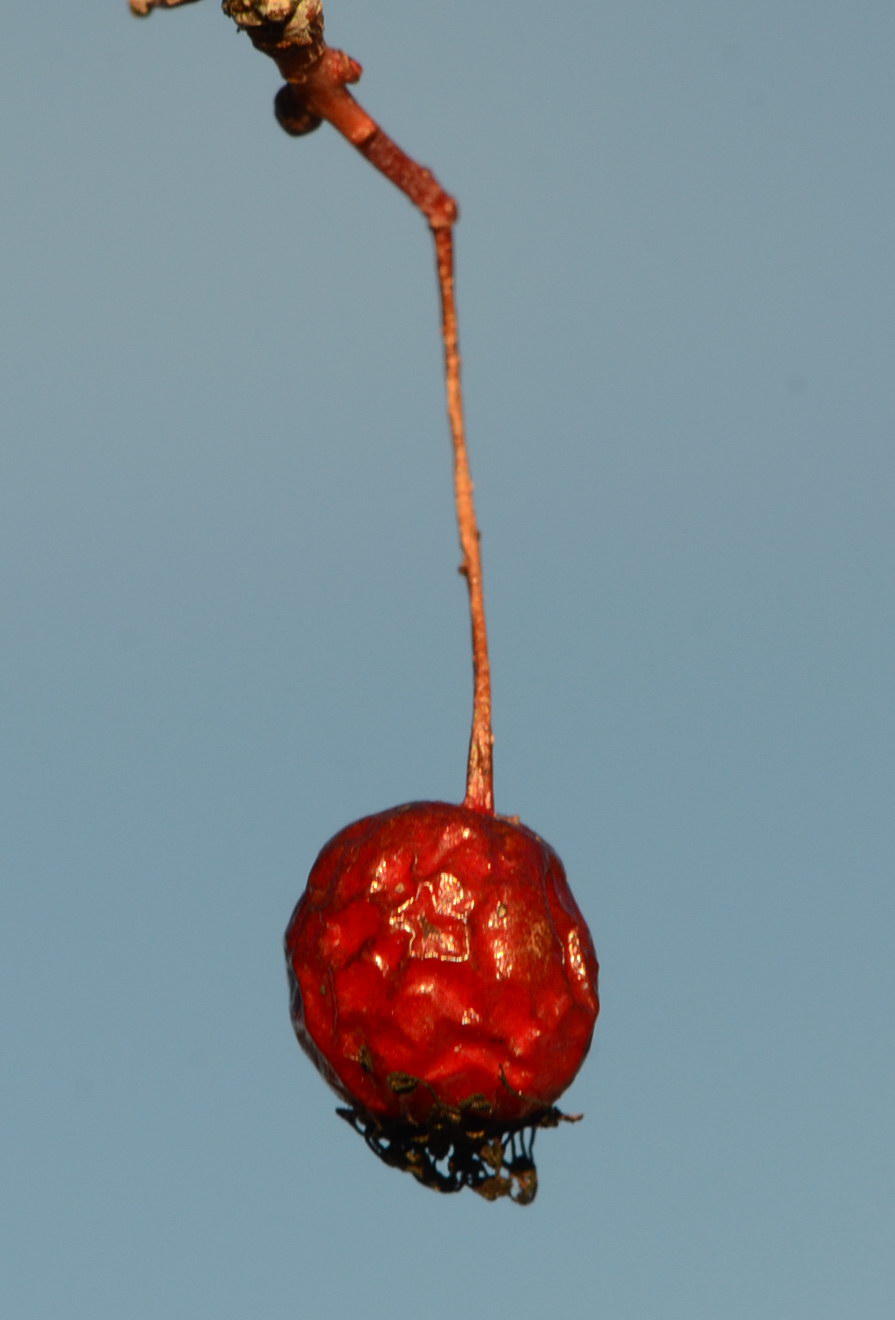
[285,801,599,1132]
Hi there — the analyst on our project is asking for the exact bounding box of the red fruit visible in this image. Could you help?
[285,800,598,1195]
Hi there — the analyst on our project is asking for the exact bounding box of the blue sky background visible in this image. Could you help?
[3,3,893,1316]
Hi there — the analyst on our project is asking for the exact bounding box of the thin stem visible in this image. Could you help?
[299,70,494,809]
[433,227,494,813]
[132,1,495,809]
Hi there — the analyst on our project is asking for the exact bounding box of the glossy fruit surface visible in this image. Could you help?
[285,801,599,1128]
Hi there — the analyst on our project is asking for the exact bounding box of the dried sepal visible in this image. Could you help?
[337,1103,582,1205]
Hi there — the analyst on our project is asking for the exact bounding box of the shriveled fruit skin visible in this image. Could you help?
[285,801,599,1126]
